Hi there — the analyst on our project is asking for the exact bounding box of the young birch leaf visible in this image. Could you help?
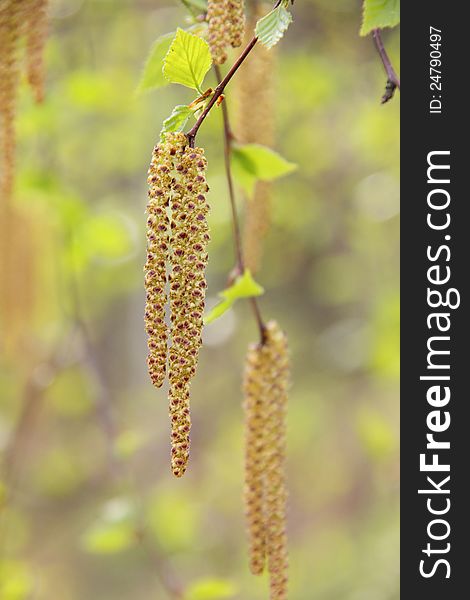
[137,32,175,93]
[360,0,400,36]
[232,143,297,197]
[205,270,264,324]
[255,4,293,50]
[163,28,212,92]
[160,105,193,140]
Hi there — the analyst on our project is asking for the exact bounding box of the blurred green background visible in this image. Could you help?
[0,0,399,598]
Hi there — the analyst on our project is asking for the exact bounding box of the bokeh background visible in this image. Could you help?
[0,0,399,598]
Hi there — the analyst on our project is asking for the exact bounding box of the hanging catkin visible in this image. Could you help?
[227,0,245,48]
[0,0,23,203]
[0,203,39,360]
[263,321,289,600]
[25,0,48,103]
[145,138,175,388]
[168,141,210,477]
[145,133,210,477]
[243,337,268,575]
[0,0,48,204]
[243,320,289,600]
[237,3,276,274]
[207,0,245,65]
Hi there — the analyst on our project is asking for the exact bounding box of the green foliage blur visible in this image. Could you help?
[0,0,399,598]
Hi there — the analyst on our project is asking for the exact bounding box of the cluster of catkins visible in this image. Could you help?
[237,3,276,274]
[145,132,210,477]
[243,321,290,600]
[0,0,48,202]
[207,0,245,64]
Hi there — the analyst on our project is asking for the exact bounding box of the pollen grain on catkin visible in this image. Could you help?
[243,320,290,599]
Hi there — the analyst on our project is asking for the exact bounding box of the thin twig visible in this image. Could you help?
[213,65,266,344]
[187,36,258,147]
[214,65,243,270]
[372,28,400,104]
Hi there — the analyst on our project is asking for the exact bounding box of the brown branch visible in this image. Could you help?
[372,28,400,104]
[213,65,266,344]
[187,36,258,147]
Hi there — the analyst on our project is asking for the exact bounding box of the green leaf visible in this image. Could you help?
[186,578,237,600]
[137,32,175,93]
[163,28,212,92]
[205,270,264,324]
[360,0,400,36]
[232,143,297,197]
[255,4,293,50]
[161,105,193,139]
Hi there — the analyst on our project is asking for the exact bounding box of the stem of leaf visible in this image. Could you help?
[213,65,266,344]
[372,28,400,104]
[187,36,258,148]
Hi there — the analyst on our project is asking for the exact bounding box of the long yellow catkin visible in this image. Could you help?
[145,138,175,388]
[0,204,39,360]
[263,322,289,600]
[0,0,48,204]
[25,0,48,103]
[237,3,276,274]
[243,338,268,575]
[243,321,289,599]
[145,133,210,477]
[227,0,245,48]
[207,0,246,65]
[0,0,22,203]
[168,140,210,478]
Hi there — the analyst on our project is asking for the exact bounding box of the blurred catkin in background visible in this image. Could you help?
[1,0,48,359]
[236,3,276,274]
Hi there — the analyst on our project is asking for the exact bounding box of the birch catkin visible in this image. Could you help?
[0,0,22,203]
[0,0,48,204]
[227,0,245,49]
[263,321,289,600]
[207,0,245,65]
[243,321,289,599]
[145,133,210,477]
[243,339,268,575]
[168,143,210,477]
[25,0,48,103]
[237,3,276,274]
[145,138,175,388]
